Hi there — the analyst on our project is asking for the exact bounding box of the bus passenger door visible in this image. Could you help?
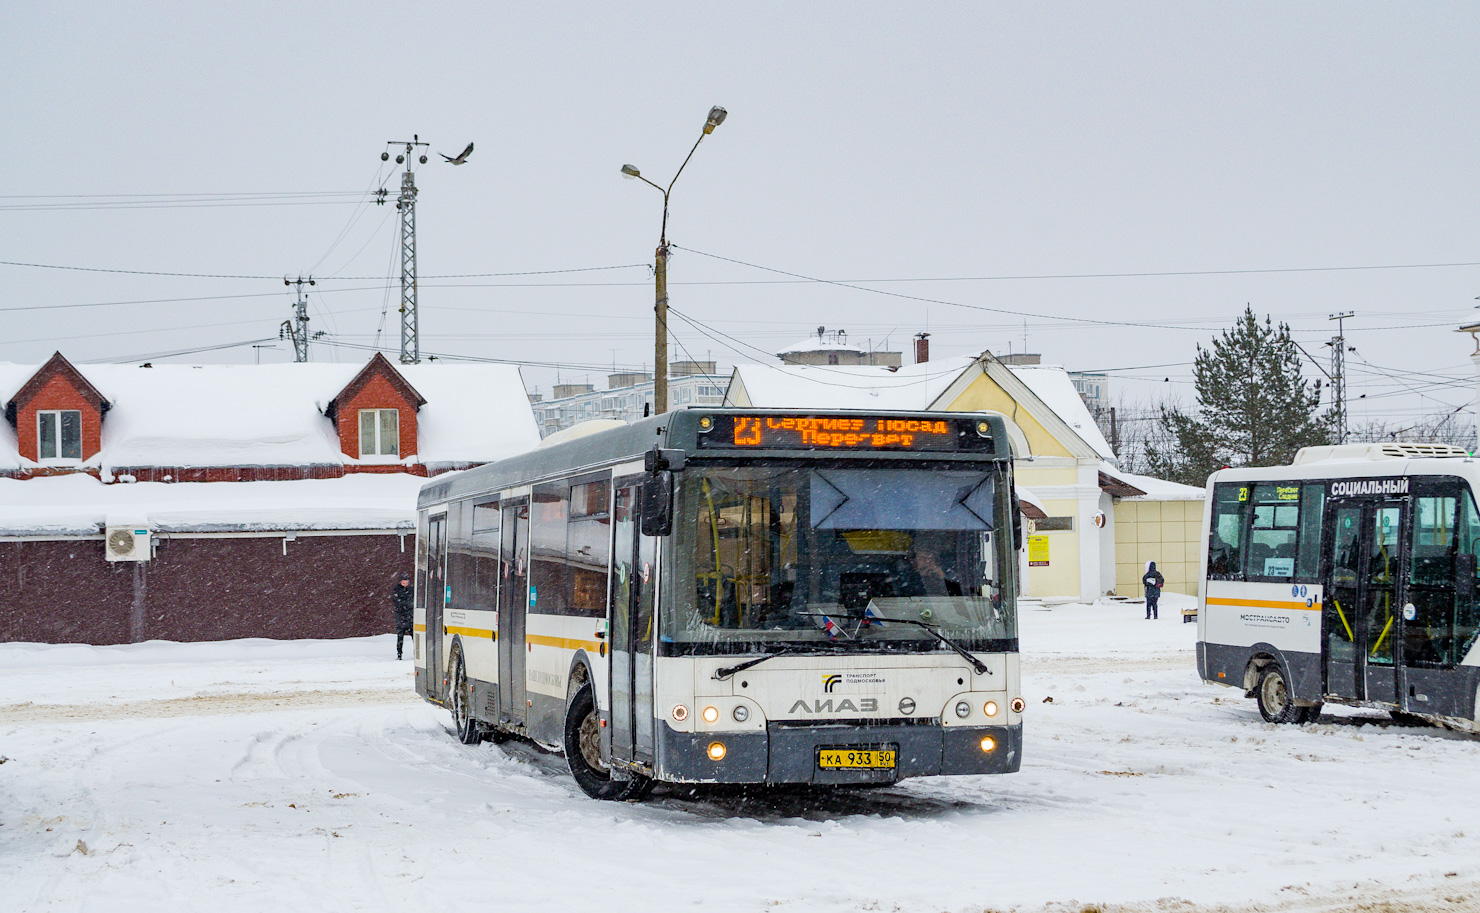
[426,512,448,701]
[498,498,530,728]
[1324,499,1403,705]
[609,479,656,768]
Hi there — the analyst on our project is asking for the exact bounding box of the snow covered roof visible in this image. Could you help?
[1101,464,1205,501]
[725,357,976,411]
[0,360,540,472]
[775,335,867,355]
[0,473,423,536]
[1006,365,1115,461]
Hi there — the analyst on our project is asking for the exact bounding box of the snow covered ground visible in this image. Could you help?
[4,595,1480,912]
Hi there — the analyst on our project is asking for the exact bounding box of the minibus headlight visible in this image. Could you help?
[702,705,719,723]
[732,705,749,723]
[980,736,996,753]
[984,701,999,717]
[672,704,689,722]
[955,700,971,719]
[707,741,726,761]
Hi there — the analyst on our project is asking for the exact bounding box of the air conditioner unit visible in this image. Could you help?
[105,527,152,562]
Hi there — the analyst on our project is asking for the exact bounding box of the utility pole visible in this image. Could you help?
[1328,311,1355,443]
[380,137,429,364]
[280,275,316,362]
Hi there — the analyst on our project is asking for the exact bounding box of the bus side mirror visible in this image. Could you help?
[1010,485,1024,553]
[1457,553,1477,600]
[640,470,674,537]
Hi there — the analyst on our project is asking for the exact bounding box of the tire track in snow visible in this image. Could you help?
[0,687,419,723]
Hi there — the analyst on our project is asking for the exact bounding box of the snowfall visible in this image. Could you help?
[4,596,1480,913]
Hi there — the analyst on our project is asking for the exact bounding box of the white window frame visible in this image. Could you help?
[36,409,83,464]
[358,408,400,462]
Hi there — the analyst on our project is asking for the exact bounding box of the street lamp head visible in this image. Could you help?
[703,106,727,134]
[621,164,642,179]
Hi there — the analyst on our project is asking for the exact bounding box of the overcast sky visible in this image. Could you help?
[4,3,1479,432]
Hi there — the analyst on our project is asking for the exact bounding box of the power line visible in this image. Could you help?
[0,259,649,281]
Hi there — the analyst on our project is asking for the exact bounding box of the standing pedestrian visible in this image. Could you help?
[392,573,414,659]
[1143,561,1164,620]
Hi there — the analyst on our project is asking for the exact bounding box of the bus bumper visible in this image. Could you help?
[654,721,1022,785]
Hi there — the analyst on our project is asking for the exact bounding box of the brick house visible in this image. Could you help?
[1,353,541,644]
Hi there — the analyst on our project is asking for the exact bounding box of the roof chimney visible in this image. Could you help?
[914,332,930,365]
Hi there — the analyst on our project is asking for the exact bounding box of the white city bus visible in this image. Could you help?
[412,409,1026,799]
[1197,443,1480,730]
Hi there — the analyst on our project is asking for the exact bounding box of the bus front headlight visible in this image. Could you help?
[702,705,719,723]
[984,701,999,717]
[955,701,971,719]
[707,741,727,761]
[732,705,749,723]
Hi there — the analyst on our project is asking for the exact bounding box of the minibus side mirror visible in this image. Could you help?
[1457,553,1477,601]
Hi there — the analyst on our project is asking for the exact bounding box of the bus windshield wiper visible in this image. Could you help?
[712,644,851,681]
[798,610,991,676]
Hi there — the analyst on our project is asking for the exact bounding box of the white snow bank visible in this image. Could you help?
[0,472,424,534]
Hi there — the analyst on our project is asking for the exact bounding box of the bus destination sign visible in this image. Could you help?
[697,414,988,452]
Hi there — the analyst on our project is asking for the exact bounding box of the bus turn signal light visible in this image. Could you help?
[707,741,726,761]
[672,704,689,722]
[1010,697,1025,713]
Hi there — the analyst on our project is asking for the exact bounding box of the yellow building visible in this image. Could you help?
[725,352,1205,602]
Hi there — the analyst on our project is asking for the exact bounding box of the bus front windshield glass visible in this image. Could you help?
[669,465,1016,651]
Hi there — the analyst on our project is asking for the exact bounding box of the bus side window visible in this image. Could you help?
[1208,484,1246,580]
[1296,483,1325,580]
[1455,492,1480,661]
[1245,484,1300,580]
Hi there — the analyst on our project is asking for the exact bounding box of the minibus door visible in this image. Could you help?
[425,512,448,701]
[498,498,530,728]
[609,479,656,768]
[1324,499,1403,705]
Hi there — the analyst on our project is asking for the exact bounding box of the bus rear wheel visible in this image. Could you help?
[563,683,650,801]
[1255,664,1303,724]
[450,652,482,745]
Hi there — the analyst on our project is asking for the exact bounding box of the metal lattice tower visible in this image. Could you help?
[281,275,315,362]
[380,137,429,364]
[1329,310,1355,443]
[397,168,419,364]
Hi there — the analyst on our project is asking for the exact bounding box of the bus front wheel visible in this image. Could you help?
[563,683,650,801]
[1255,664,1303,724]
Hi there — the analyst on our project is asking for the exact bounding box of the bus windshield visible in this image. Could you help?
[668,465,1017,651]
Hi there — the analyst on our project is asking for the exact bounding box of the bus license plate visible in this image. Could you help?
[818,748,896,769]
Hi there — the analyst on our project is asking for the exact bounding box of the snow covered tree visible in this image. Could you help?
[1147,307,1333,486]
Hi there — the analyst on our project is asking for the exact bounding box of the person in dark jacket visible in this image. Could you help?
[392,574,414,659]
[1142,561,1164,620]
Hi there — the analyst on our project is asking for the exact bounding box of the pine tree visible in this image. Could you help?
[1147,306,1333,486]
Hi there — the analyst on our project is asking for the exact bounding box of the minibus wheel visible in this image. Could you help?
[1255,664,1301,724]
[563,683,650,801]
[450,652,481,745]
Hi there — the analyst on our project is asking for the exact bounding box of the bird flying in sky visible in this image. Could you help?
[441,142,474,165]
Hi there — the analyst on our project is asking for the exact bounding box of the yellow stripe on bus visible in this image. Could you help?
[526,633,602,652]
[1205,597,1321,612]
[445,625,496,640]
[413,623,427,632]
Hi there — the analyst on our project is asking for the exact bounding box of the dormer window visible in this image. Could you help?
[359,408,399,460]
[38,410,82,462]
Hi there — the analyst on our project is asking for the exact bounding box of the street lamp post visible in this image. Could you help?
[622,105,727,415]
